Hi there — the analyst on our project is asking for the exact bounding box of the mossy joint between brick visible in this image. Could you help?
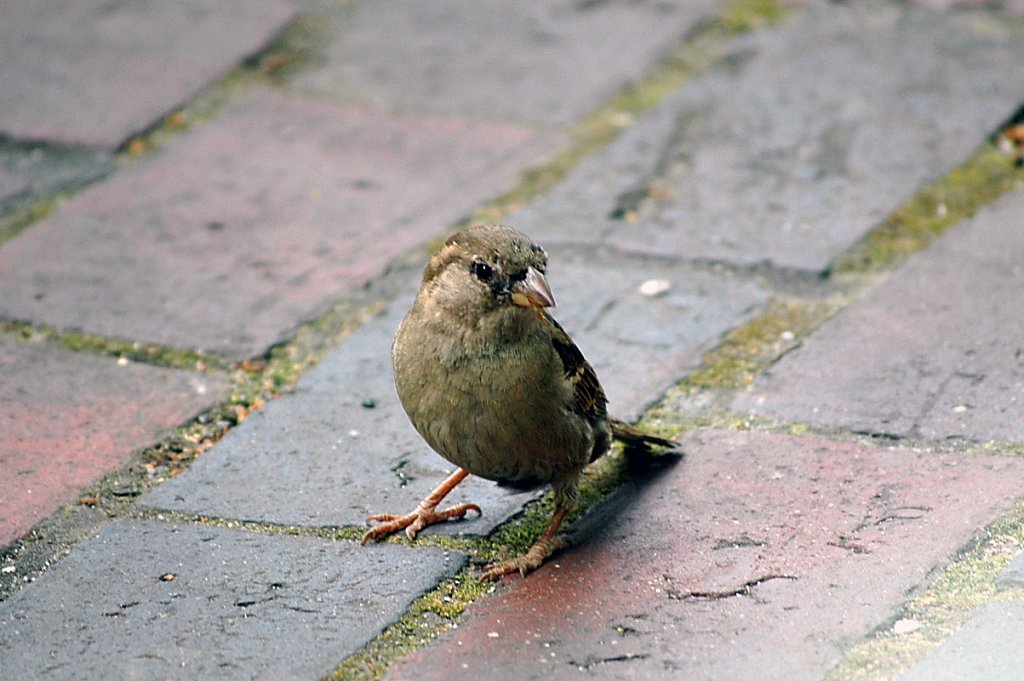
[673,297,843,396]
[326,442,658,681]
[128,508,370,544]
[0,196,59,247]
[829,142,1024,276]
[825,503,1024,681]
[119,12,322,158]
[0,319,222,373]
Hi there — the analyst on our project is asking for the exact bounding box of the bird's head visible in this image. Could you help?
[420,224,554,323]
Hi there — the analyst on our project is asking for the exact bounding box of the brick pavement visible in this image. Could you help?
[2,1,1024,680]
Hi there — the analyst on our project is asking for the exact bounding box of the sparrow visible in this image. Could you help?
[361,224,675,580]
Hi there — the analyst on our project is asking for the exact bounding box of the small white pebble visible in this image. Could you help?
[487,631,500,639]
[893,619,921,635]
[608,112,634,128]
[952,405,969,413]
[639,279,671,297]
[780,331,795,341]
[1,565,15,574]
[117,357,129,366]
[348,429,360,437]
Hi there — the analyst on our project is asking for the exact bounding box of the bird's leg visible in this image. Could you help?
[480,504,569,582]
[361,468,482,544]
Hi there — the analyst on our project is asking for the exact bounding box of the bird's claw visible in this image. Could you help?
[361,503,482,545]
[479,536,561,582]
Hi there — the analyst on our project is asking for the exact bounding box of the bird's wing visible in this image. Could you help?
[535,310,608,420]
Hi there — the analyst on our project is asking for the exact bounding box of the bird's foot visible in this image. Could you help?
[361,502,482,544]
[480,535,561,582]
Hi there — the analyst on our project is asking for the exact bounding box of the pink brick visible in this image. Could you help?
[388,429,1024,680]
[0,90,558,359]
[0,342,228,547]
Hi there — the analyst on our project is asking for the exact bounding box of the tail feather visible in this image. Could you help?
[609,418,678,451]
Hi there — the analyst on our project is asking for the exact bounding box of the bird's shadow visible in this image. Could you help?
[563,446,684,550]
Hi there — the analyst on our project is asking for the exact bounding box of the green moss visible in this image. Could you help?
[0,320,218,372]
[826,504,1024,681]
[327,569,493,681]
[716,0,786,32]
[831,143,1024,275]
[0,197,58,246]
[244,14,327,83]
[967,440,1024,458]
[788,422,810,436]
[326,444,658,680]
[676,299,841,394]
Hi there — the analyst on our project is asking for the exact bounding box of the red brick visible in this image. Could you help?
[0,342,228,548]
[388,430,1024,680]
[0,90,558,359]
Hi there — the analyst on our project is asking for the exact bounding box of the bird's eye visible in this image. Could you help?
[471,261,493,282]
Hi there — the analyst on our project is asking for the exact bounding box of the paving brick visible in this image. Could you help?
[733,190,1024,443]
[912,0,1024,12]
[0,519,466,680]
[385,429,1024,680]
[291,0,721,126]
[139,291,534,536]
[896,603,1024,681]
[0,0,295,148]
[512,2,1024,271]
[995,551,1024,590]
[0,342,228,549]
[140,249,765,533]
[545,245,767,421]
[0,89,558,360]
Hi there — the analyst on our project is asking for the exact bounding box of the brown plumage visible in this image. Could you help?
[361,224,675,580]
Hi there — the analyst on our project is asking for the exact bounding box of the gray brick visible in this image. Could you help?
[140,247,765,532]
[733,190,1024,443]
[0,520,466,681]
[0,0,296,148]
[995,551,1024,591]
[896,603,1024,681]
[513,2,1024,271]
[0,144,114,222]
[291,0,721,126]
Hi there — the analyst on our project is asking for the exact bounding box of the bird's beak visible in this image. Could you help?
[510,267,555,309]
